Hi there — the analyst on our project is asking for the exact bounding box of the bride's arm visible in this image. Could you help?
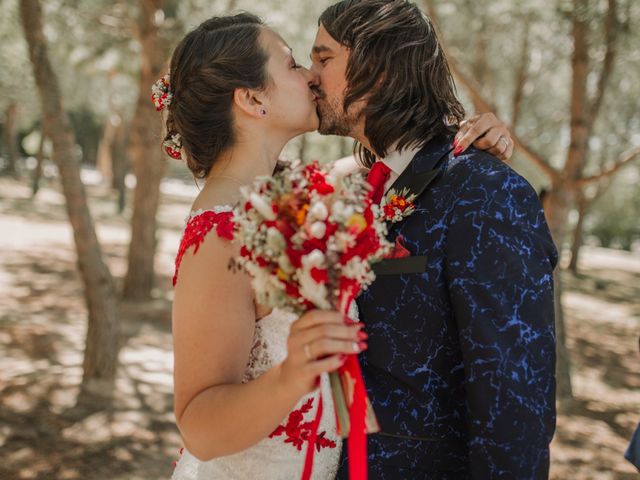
[327,154,361,177]
[172,232,359,461]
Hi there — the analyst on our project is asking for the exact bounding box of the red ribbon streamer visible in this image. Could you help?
[301,293,368,480]
[301,393,323,480]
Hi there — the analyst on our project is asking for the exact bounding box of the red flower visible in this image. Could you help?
[284,281,302,298]
[305,165,335,195]
[285,247,303,268]
[275,219,296,239]
[302,238,327,254]
[165,146,182,159]
[383,204,396,218]
[255,256,269,267]
[340,228,380,264]
[310,181,335,195]
[310,268,329,284]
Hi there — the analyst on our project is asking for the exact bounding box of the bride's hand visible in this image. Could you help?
[454,112,514,161]
[279,310,366,396]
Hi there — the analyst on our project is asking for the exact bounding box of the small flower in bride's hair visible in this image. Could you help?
[151,74,172,111]
[163,133,183,160]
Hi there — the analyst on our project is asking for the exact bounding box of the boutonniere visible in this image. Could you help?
[380,187,417,223]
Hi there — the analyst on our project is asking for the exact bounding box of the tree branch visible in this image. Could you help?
[577,145,640,186]
[423,0,558,180]
[511,14,532,130]
[587,0,617,134]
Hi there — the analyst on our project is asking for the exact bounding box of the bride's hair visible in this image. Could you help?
[164,13,270,178]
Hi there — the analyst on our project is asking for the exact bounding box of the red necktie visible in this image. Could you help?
[366,161,392,204]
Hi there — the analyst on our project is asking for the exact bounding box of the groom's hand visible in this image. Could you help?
[454,112,514,161]
[279,310,366,396]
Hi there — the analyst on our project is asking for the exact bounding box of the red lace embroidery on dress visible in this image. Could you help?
[269,397,337,452]
[173,210,235,286]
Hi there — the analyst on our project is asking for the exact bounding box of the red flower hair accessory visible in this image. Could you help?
[151,74,172,111]
[163,132,183,160]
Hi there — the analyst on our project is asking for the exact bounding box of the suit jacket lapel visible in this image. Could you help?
[385,135,454,209]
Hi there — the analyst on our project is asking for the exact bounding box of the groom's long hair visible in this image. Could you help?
[319,0,465,167]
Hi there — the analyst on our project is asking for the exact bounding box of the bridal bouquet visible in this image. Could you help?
[234,160,391,479]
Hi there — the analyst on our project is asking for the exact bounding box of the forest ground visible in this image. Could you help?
[1,174,638,479]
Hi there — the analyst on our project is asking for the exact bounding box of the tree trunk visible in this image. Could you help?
[112,120,129,214]
[553,270,573,405]
[20,0,119,405]
[3,102,19,176]
[542,183,576,251]
[539,0,592,404]
[511,16,531,130]
[31,130,45,197]
[122,0,167,300]
[96,116,117,184]
[541,187,575,405]
[568,193,588,274]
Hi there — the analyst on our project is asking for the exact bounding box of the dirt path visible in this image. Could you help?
[0,176,638,479]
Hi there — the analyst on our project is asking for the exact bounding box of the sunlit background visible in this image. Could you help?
[1,0,638,478]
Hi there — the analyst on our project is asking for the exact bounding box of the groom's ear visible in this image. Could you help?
[233,87,266,119]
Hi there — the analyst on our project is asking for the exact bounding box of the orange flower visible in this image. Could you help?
[295,204,310,226]
[277,268,289,281]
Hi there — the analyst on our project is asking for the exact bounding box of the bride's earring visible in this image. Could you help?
[260,108,267,117]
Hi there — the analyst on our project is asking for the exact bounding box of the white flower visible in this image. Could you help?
[309,201,329,221]
[342,257,370,281]
[266,227,286,250]
[302,249,325,269]
[330,200,346,222]
[278,254,294,274]
[297,249,331,307]
[332,231,356,250]
[309,221,327,239]
[298,268,331,309]
[249,192,276,220]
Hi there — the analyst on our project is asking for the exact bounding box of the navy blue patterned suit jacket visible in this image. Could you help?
[336,136,558,479]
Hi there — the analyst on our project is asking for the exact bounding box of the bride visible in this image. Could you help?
[165,12,510,480]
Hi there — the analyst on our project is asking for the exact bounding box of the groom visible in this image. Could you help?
[310,1,557,478]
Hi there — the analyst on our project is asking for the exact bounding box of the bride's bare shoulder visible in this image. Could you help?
[189,180,241,213]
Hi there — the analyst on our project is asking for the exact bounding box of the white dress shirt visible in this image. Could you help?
[380,145,423,192]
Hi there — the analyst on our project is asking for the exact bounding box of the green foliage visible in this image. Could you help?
[586,172,640,250]
[433,0,640,247]
[3,0,638,246]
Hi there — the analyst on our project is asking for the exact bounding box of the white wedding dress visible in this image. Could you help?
[171,208,342,480]
[171,309,342,480]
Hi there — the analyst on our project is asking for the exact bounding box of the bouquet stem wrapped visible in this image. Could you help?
[234,161,392,479]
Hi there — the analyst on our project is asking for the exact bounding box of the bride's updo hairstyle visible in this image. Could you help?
[164,13,270,179]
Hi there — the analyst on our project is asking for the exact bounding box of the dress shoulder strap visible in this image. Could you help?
[173,207,235,286]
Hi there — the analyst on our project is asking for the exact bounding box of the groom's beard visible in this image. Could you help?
[312,87,359,137]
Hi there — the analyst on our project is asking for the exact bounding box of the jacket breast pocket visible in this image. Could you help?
[372,255,429,276]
